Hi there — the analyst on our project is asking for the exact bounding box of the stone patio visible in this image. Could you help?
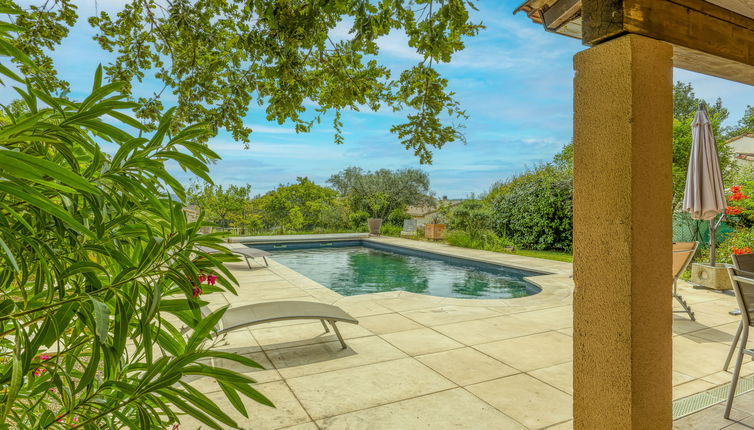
[181,237,754,429]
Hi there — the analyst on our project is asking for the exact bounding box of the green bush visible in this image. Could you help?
[490,166,573,251]
[443,199,494,239]
[387,206,412,226]
[349,210,370,228]
[0,71,270,429]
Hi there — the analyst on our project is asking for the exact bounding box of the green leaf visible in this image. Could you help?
[90,297,110,343]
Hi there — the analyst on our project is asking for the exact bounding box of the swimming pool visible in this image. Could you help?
[253,241,542,299]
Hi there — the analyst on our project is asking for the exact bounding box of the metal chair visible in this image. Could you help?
[673,242,699,321]
[723,253,754,370]
[724,268,754,419]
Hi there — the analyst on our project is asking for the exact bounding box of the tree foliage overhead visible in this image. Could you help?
[328,166,433,219]
[8,0,483,163]
[0,16,271,428]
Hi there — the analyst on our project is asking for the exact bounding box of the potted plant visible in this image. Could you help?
[425,214,447,240]
[365,193,390,236]
[691,184,751,290]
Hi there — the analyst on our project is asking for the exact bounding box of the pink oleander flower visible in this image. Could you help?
[207,274,218,286]
[34,368,45,377]
[198,274,207,283]
[192,286,203,297]
[39,354,50,361]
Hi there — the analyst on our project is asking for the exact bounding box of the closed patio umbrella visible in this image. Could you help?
[682,102,727,266]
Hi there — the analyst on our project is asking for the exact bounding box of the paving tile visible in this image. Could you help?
[530,362,573,394]
[674,379,718,400]
[251,320,373,350]
[433,314,552,345]
[400,305,502,326]
[357,312,423,335]
[475,331,572,372]
[673,404,751,430]
[316,388,526,429]
[511,305,573,330]
[546,420,574,429]
[416,347,519,386]
[177,380,309,430]
[267,335,406,379]
[279,423,319,430]
[381,327,464,356]
[286,358,455,420]
[674,335,734,378]
[467,373,572,429]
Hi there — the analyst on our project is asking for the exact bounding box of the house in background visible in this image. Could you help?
[406,197,462,227]
[726,133,754,166]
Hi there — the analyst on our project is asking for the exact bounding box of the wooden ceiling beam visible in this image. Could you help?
[582,0,754,70]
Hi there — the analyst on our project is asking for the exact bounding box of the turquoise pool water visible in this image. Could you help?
[269,244,541,299]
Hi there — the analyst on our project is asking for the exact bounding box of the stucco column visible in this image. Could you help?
[573,34,673,429]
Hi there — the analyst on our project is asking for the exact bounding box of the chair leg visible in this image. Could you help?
[724,322,743,371]
[244,256,252,270]
[262,256,268,267]
[320,319,330,333]
[674,293,695,321]
[329,320,347,349]
[725,325,749,419]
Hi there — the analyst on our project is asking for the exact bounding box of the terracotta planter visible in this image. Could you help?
[424,223,447,240]
[367,218,383,236]
[690,263,733,290]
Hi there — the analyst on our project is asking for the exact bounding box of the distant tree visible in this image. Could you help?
[255,177,340,233]
[673,82,729,123]
[730,105,754,137]
[328,167,434,220]
[671,82,735,208]
[186,183,252,228]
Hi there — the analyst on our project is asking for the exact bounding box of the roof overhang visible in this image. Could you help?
[514,0,754,86]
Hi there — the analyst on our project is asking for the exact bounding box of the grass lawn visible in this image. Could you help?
[502,249,573,263]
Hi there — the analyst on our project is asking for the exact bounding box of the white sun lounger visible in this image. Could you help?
[207,301,359,349]
[196,245,271,269]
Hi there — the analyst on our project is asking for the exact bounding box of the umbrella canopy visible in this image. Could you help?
[682,104,726,265]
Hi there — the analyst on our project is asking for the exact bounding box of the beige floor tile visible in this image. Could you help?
[286,357,455,420]
[467,373,572,429]
[674,371,697,386]
[475,331,572,372]
[335,300,393,317]
[433,314,552,346]
[530,362,573,394]
[416,347,519,386]
[358,312,424,334]
[316,388,526,429]
[375,295,445,312]
[177,380,309,430]
[673,404,751,430]
[401,305,502,326]
[251,321,373,350]
[279,423,318,430]
[511,306,573,330]
[546,420,573,430]
[267,335,406,379]
[673,379,717,400]
[674,335,732,378]
[381,327,464,356]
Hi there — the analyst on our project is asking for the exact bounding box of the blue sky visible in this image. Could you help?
[12,1,754,198]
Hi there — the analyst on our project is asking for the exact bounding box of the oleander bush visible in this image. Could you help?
[0,17,270,428]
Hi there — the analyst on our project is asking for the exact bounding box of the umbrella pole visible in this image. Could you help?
[710,216,716,267]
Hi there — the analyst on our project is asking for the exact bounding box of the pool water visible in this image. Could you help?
[269,245,541,299]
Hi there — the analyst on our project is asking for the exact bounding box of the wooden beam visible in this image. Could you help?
[543,0,582,31]
[582,0,754,69]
